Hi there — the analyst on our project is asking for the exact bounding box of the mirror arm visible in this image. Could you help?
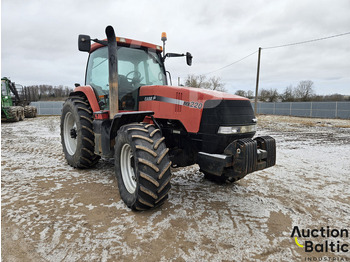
[162,53,185,62]
[92,39,108,46]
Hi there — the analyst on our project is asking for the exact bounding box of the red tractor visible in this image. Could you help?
[61,26,276,210]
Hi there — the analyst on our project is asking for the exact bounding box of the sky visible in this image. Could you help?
[1,0,350,96]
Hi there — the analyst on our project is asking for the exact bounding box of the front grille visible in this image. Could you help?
[199,100,255,134]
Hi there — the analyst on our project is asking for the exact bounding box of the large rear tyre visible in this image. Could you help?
[31,106,37,117]
[60,95,100,168]
[14,106,25,121]
[7,107,20,122]
[114,123,172,210]
[24,106,34,118]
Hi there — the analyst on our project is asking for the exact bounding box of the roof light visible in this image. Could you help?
[161,32,167,42]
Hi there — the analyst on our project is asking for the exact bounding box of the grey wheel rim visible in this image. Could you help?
[63,112,77,155]
[120,143,136,194]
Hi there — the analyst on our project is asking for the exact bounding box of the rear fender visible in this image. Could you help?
[70,86,100,112]
[109,111,155,141]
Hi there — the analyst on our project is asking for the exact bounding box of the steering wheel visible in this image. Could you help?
[126,71,143,82]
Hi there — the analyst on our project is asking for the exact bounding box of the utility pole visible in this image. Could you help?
[254,47,262,114]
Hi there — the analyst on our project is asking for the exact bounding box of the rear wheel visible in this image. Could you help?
[114,123,172,210]
[14,106,25,121]
[7,107,20,122]
[60,95,100,168]
[24,106,34,118]
[31,106,37,117]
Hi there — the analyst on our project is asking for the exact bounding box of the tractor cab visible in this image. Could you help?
[78,31,192,113]
[1,78,14,107]
[86,43,167,111]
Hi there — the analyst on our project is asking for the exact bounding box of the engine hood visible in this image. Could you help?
[139,85,248,102]
[138,85,252,133]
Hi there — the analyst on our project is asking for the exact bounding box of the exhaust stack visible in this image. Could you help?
[105,25,118,119]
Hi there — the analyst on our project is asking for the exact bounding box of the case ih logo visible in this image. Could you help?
[291,226,349,253]
[143,96,157,101]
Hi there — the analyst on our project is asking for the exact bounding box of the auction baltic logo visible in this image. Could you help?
[291,226,349,261]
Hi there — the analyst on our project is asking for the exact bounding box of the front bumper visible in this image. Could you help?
[197,136,276,181]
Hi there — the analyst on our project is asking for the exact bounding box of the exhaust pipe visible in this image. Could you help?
[105,25,118,119]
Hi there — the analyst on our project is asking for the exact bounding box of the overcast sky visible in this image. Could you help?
[2,0,350,95]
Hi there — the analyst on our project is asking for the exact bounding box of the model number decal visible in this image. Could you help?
[183,101,203,109]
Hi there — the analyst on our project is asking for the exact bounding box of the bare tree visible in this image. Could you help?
[235,90,246,97]
[294,80,314,101]
[247,90,254,99]
[184,74,226,92]
[206,76,227,92]
[185,74,206,89]
[281,85,294,102]
[259,88,279,102]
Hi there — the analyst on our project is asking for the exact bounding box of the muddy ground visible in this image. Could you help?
[1,115,350,261]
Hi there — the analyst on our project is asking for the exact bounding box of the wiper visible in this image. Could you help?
[147,52,161,65]
[92,58,108,70]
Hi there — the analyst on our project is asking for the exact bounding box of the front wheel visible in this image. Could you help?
[114,123,172,210]
[60,95,100,168]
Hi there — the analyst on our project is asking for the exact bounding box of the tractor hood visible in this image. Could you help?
[139,85,253,133]
[139,85,248,102]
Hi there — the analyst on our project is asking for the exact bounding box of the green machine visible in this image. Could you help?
[1,77,37,122]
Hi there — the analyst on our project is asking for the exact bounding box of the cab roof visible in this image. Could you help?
[90,37,163,53]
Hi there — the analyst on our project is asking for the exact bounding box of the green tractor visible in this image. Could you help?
[1,77,37,122]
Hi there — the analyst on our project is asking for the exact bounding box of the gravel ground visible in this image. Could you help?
[1,115,350,261]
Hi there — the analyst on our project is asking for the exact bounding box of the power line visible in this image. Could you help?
[262,31,350,50]
[203,50,258,75]
[202,31,350,76]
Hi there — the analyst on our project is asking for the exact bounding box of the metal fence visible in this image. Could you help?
[31,100,350,119]
[30,101,64,115]
[254,101,350,119]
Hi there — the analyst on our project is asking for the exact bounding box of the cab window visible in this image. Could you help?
[86,46,166,110]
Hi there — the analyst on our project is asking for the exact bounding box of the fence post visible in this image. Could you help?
[310,102,313,117]
[335,101,338,118]
[290,102,292,116]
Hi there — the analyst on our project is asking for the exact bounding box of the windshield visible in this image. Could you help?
[86,46,166,110]
[1,80,7,96]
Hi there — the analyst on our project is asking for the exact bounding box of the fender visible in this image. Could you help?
[93,111,155,158]
[109,111,154,141]
[71,85,100,112]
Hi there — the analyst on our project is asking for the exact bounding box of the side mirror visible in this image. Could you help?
[78,34,91,52]
[186,52,193,66]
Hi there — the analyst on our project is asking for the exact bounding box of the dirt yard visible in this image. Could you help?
[1,115,350,261]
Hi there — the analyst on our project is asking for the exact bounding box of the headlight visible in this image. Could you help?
[217,125,256,134]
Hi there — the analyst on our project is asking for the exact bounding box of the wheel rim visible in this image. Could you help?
[120,143,137,194]
[63,112,77,155]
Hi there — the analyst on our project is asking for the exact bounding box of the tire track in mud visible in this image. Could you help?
[2,116,350,261]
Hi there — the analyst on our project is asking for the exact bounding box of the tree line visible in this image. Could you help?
[20,85,74,101]
[235,80,349,102]
[184,75,349,102]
